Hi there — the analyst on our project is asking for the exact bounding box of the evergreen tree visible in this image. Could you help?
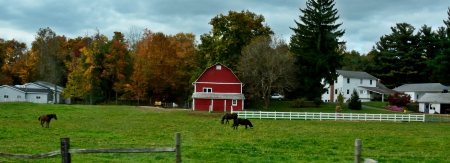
[429,8,450,85]
[348,89,361,110]
[289,0,345,100]
[370,23,426,88]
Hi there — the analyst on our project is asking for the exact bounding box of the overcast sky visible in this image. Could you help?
[1,0,449,54]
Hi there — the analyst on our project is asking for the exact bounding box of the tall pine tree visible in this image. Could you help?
[290,0,345,100]
[429,7,450,85]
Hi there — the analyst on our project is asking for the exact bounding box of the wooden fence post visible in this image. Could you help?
[175,132,181,163]
[355,139,361,163]
[61,138,71,163]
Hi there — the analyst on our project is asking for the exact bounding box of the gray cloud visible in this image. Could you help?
[0,0,448,54]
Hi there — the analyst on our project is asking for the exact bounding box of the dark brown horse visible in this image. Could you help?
[232,118,253,129]
[38,114,57,128]
[221,113,238,124]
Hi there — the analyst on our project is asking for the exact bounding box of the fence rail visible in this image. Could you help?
[0,132,181,163]
[231,111,426,122]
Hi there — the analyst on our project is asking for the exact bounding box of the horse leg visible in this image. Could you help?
[40,121,44,127]
[46,121,50,128]
[226,119,229,124]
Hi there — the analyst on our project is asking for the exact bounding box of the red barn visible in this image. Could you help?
[192,63,245,112]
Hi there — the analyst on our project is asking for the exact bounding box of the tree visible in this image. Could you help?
[341,50,373,71]
[289,0,345,100]
[348,89,361,110]
[0,39,28,85]
[370,23,427,88]
[198,10,274,70]
[237,35,297,108]
[429,8,450,85]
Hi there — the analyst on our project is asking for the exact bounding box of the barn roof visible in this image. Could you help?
[0,85,52,93]
[393,83,450,92]
[418,93,450,103]
[193,62,242,83]
[192,92,245,100]
[336,70,378,80]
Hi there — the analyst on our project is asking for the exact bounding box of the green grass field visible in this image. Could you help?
[1,102,450,163]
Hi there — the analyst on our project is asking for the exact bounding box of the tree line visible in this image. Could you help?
[1,0,449,107]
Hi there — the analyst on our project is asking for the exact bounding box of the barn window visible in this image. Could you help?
[232,100,237,106]
[17,95,21,99]
[347,89,349,94]
[326,90,329,94]
[216,65,221,70]
[360,90,363,94]
[360,79,363,84]
[347,78,350,83]
[36,96,41,99]
[203,88,212,93]
[370,80,372,85]
[335,89,337,94]
[4,95,9,98]
[335,80,337,83]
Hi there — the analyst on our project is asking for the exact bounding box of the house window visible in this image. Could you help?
[335,80,337,83]
[326,90,329,94]
[216,65,221,70]
[17,95,22,99]
[360,79,363,84]
[360,90,363,94]
[347,78,350,83]
[36,96,41,99]
[335,89,337,94]
[417,95,419,100]
[347,89,349,94]
[203,88,212,93]
[4,95,9,98]
[232,99,237,106]
[370,80,372,85]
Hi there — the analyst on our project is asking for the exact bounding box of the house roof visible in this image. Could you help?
[34,81,63,92]
[0,85,52,93]
[192,92,245,100]
[359,82,397,94]
[393,83,450,92]
[418,93,450,103]
[336,70,378,80]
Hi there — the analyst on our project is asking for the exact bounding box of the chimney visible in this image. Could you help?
[377,79,381,83]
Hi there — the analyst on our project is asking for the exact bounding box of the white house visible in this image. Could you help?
[322,70,396,102]
[417,93,450,114]
[393,83,450,102]
[0,81,65,104]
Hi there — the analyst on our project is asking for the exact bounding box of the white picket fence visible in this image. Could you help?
[231,111,426,122]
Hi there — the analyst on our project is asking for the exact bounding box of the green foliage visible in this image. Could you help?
[289,0,345,100]
[370,23,429,88]
[337,93,344,106]
[387,92,411,106]
[292,98,307,108]
[348,89,361,110]
[198,10,273,70]
[313,97,323,107]
[2,102,450,163]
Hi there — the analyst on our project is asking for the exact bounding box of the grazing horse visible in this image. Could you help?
[38,114,57,128]
[221,113,238,124]
[232,118,253,129]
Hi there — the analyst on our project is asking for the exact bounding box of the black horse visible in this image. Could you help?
[232,118,253,129]
[38,114,57,128]
[221,113,238,124]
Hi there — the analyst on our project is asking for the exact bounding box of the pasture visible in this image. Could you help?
[1,102,450,163]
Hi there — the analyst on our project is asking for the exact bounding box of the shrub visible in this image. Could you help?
[406,102,419,112]
[387,92,411,106]
[348,89,361,110]
[386,105,403,112]
[313,97,323,107]
[337,93,344,106]
[292,98,307,108]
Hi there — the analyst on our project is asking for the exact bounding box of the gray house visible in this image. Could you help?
[418,93,450,114]
[393,83,450,101]
[0,81,64,104]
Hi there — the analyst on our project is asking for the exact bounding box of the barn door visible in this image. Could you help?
[425,103,429,113]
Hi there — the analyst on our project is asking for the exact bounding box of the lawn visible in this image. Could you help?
[1,102,450,163]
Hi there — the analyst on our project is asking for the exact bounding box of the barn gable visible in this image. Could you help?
[192,63,245,112]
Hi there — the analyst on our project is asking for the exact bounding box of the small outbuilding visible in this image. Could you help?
[417,93,450,114]
[191,63,245,112]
